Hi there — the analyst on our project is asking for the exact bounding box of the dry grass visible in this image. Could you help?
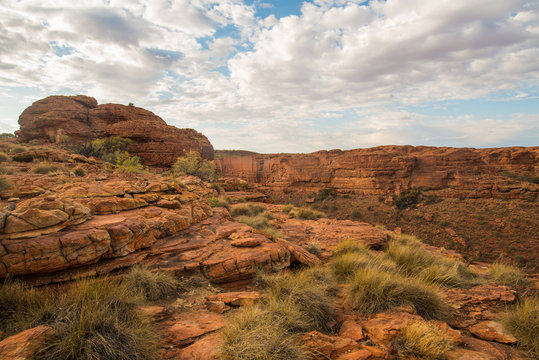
[502,297,539,356]
[231,203,267,217]
[31,162,67,174]
[489,262,530,287]
[209,197,230,210]
[0,176,12,191]
[124,266,179,301]
[333,239,371,257]
[290,207,325,220]
[346,266,447,320]
[393,321,454,359]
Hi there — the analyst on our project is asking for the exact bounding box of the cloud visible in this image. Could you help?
[0,0,537,151]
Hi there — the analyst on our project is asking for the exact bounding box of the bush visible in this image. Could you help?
[73,166,86,177]
[75,137,131,162]
[173,150,216,181]
[281,204,294,214]
[315,188,337,202]
[303,242,321,256]
[209,197,230,210]
[0,176,12,191]
[31,162,67,174]
[231,204,266,217]
[393,321,454,359]
[124,266,179,301]
[210,183,222,195]
[220,306,307,360]
[39,278,158,360]
[9,145,28,154]
[333,239,371,257]
[115,152,145,173]
[489,262,530,287]
[346,267,447,320]
[0,166,14,175]
[502,297,539,356]
[0,151,11,162]
[0,132,15,139]
[290,207,325,220]
[392,189,422,209]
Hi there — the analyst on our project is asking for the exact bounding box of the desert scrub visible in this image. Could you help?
[290,207,325,220]
[346,267,447,320]
[0,151,11,162]
[0,166,14,175]
[0,176,12,191]
[303,242,321,256]
[392,189,422,209]
[232,203,281,240]
[8,145,28,154]
[220,306,307,360]
[72,166,86,177]
[393,321,454,359]
[31,162,67,174]
[74,137,131,162]
[124,266,179,301]
[38,278,158,360]
[115,152,146,173]
[173,150,216,181]
[330,252,397,282]
[333,239,371,257]
[209,197,230,210]
[489,262,530,287]
[230,203,267,217]
[502,297,539,356]
[281,204,294,214]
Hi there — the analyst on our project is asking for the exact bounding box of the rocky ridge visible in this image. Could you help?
[17,95,214,166]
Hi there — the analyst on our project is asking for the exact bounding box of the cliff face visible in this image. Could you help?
[17,95,214,166]
[215,146,539,199]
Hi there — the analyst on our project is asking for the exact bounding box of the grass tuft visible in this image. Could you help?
[489,262,530,287]
[0,176,12,191]
[393,321,454,359]
[290,207,325,220]
[231,203,267,217]
[209,197,230,210]
[333,239,371,257]
[31,162,67,174]
[502,297,539,356]
[124,266,179,301]
[346,267,447,320]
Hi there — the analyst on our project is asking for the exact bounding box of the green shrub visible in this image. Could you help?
[0,132,15,139]
[290,207,325,220]
[0,152,11,162]
[173,150,216,181]
[489,262,530,287]
[220,306,307,360]
[115,152,145,173]
[209,197,230,210]
[502,297,539,356]
[124,266,179,301]
[39,278,158,360]
[393,321,454,359]
[315,188,337,202]
[75,137,131,162]
[31,162,67,174]
[73,166,86,177]
[0,176,12,191]
[392,189,422,209]
[346,267,447,320]
[281,204,294,214]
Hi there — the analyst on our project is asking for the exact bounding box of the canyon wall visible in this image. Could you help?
[215,146,539,198]
[17,95,214,166]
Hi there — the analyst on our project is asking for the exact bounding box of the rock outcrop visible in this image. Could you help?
[215,146,538,199]
[17,95,214,166]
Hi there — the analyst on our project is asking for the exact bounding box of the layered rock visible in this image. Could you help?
[17,95,214,166]
[215,146,538,199]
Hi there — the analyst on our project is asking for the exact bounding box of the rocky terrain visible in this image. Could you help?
[17,95,214,166]
[0,99,537,360]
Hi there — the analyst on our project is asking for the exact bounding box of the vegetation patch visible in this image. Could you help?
[502,297,539,356]
[314,188,337,202]
[0,151,11,162]
[489,262,530,287]
[72,166,86,177]
[502,170,539,184]
[124,266,179,301]
[209,197,230,210]
[392,189,422,210]
[290,207,325,220]
[31,162,67,175]
[173,150,216,181]
[231,203,281,241]
[0,176,12,191]
[392,321,454,360]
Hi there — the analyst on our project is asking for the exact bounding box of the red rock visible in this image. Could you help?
[0,325,55,360]
[339,320,365,341]
[161,310,224,346]
[138,306,171,321]
[205,291,261,306]
[360,310,423,347]
[469,321,517,344]
[17,95,214,166]
[230,238,261,247]
[335,349,372,360]
[173,332,222,360]
[300,331,334,359]
[206,300,229,314]
[446,348,499,360]
[445,227,458,237]
[360,344,386,358]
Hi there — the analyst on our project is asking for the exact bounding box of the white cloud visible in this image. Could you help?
[0,0,537,151]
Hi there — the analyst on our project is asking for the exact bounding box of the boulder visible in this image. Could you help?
[469,321,517,344]
[0,325,55,360]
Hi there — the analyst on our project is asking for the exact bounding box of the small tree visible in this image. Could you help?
[173,150,216,181]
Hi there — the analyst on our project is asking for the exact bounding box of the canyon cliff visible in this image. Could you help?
[16,95,214,166]
[215,146,538,199]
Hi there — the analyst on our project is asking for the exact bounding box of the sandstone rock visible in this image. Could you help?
[0,325,55,360]
[161,310,223,346]
[276,238,321,266]
[335,349,372,360]
[206,300,229,314]
[360,310,423,347]
[230,237,261,247]
[446,348,500,360]
[138,306,171,321]
[172,332,222,360]
[469,321,517,344]
[205,291,261,306]
[301,331,334,359]
[17,95,214,166]
[339,320,365,341]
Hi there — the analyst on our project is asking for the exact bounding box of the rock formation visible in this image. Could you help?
[215,146,538,199]
[17,95,214,166]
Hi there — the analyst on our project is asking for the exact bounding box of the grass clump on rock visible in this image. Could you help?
[232,203,281,241]
[346,267,447,320]
[31,162,67,175]
[489,262,530,287]
[208,197,230,210]
[173,150,216,181]
[392,321,454,360]
[0,176,12,191]
[0,151,11,162]
[290,207,325,220]
[125,265,179,301]
[502,297,539,356]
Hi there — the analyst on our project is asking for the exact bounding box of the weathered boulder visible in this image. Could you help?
[0,325,54,360]
[17,95,214,166]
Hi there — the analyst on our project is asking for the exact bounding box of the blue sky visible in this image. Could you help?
[0,0,538,152]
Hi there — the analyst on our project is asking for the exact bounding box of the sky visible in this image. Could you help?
[0,0,538,153]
